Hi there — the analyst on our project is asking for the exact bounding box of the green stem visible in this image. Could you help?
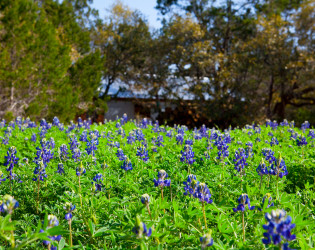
[161,187,165,214]
[259,175,263,190]
[202,201,207,230]
[36,178,40,214]
[79,176,82,207]
[242,211,245,242]
[69,218,73,247]
[146,204,152,221]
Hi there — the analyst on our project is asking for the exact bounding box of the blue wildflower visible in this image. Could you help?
[116,148,125,161]
[297,136,307,146]
[200,230,214,249]
[233,194,255,212]
[133,215,152,238]
[56,163,65,175]
[92,173,104,192]
[183,174,199,196]
[262,209,296,249]
[4,146,19,180]
[63,202,76,220]
[136,146,149,162]
[180,145,195,165]
[153,170,171,187]
[194,183,213,204]
[121,158,133,171]
[76,163,86,176]
[258,193,274,211]
[1,195,19,214]
[269,156,288,178]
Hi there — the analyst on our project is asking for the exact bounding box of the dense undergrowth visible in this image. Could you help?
[0,117,314,249]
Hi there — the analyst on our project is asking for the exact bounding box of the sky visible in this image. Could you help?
[91,0,162,28]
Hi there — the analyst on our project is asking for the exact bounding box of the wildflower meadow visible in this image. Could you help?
[0,117,314,249]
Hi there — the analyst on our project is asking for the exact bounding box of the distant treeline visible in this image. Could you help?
[0,0,314,127]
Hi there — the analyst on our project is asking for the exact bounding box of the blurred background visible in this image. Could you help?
[0,0,314,128]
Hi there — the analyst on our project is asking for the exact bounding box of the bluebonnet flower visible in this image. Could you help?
[266,120,278,130]
[141,194,150,205]
[280,119,289,126]
[270,137,279,146]
[194,183,213,204]
[116,148,125,161]
[39,128,47,139]
[69,134,79,151]
[262,148,276,164]
[194,132,202,140]
[1,195,19,214]
[256,160,269,176]
[116,127,125,138]
[127,131,136,144]
[256,137,261,142]
[180,145,195,165]
[255,126,261,134]
[183,174,199,196]
[121,158,133,171]
[245,142,253,157]
[4,127,12,137]
[40,119,48,129]
[92,173,104,192]
[155,135,164,147]
[121,113,128,124]
[64,202,76,220]
[35,142,53,165]
[76,163,86,176]
[115,122,121,129]
[72,148,81,162]
[136,146,149,162]
[140,118,148,129]
[297,136,307,146]
[79,130,88,142]
[166,129,173,138]
[290,132,298,140]
[232,194,255,212]
[199,124,208,138]
[1,136,9,145]
[262,209,296,249]
[135,129,145,141]
[185,139,194,145]
[301,121,310,131]
[204,151,210,160]
[31,133,37,142]
[133,216,152,238]
[214,135,229,160]
[33,161,48,181]
[58,144,68,161]
[308,129,314,139]
[258,193,274,211]
[4,146,19,180]
[52,117,60,126]
[56,163,65,175]
[233,148,248,175]
[176,133,184,145]
[153,170,171,187]
[151,146,157,152]
[85,133,99,156]
[200,230,214,249]
[269,156,288,178]
[268,132,274,137]
[0,171,6,184]
[40,215,61,250]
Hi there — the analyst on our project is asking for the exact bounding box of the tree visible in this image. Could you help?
[93,2,152,98]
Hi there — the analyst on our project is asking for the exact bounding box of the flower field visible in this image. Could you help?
[0,117,314,249]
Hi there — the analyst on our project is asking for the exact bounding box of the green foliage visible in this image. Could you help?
[0,118,314,249]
